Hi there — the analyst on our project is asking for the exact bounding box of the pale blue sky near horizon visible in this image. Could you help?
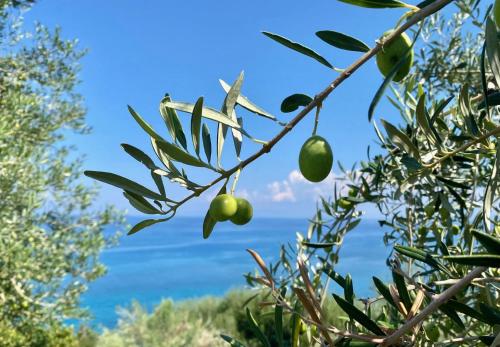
[23,1,460,218]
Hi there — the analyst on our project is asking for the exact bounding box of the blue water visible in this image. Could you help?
[81,217,391,328]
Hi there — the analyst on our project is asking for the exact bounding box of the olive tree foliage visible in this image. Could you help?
[0,0,123,340]
[88,0,499,345]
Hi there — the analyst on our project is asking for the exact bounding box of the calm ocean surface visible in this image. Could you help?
[81,217,391,328]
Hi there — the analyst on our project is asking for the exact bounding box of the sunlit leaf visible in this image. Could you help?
[123,190,162,215]
[155,139,210,168]
[219,79,276,120]
[485,18,500,87]
[163,101,241,129]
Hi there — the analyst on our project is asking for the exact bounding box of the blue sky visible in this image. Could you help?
[25,1,418,218]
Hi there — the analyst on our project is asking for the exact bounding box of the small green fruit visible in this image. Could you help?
[495,0,500,28]
[209,194,237,221]
[376,30,414,83]
[230,198,253,225]
[299,135,333,183]
[338,198,353,210]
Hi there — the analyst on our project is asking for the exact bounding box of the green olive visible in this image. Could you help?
[209,194,237,221]
[376,30,414,83]
[230,198,253,225]
[299,135,333,183]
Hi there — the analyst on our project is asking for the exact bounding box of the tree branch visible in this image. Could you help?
[381,266,487,346]
[170,0,455,214]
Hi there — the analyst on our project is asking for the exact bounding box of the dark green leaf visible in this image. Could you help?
[392,271,412,312]
[281,94,313,113]
[443,254,500,267]
[485,18,500,87]
[323,264,346,288]
[372,277,397,308]
[394,245,452,275]
[302,241,337,248]
[123,190,162,215]
[439,305,465,330]
[472,230,500,254]
[332,294,385,336]
[191,97,203,156]
[246,308,271,347]
[128,217,171,235]
[445,300,488,323]
[478,92,500,110]
[316,30,369,52]
[344,274,354,304]
[479,303,500,325]
[84,170,166,201]
[121,144,157,170]
[336,0,406,8]
[262,31,333,69]
[484,144,499,233]
[202,123,212,163]
[202,211,217,239]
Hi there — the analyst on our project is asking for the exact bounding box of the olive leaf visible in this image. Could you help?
[262,31,333,69]
[219,79,276,120]
[281,94,313,113]
[84,170,167,201]
[160,94,188,150]
[316,30,369,52]
[191,97,203,157]
[336,0,406,8]
[202,123,212,163]
[128,216,173,236]
[162,100,241,129]
[332,294,386,335]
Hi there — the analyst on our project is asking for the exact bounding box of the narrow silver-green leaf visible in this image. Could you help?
[232,115,243,158]
[84,170,166,201]
[202,123,212,163]
[380,119,420,159]
[155,139,210,168]
[191,96,203,156]
[222,71,244,117]
[316,30,369,52]
[121,143,157,170]
[128,105,166,142]
[163,101,241,128]
[219,79,276,120]
[262,31,333,69]
[332,294,385,335]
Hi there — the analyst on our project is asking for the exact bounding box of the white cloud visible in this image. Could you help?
[264,170,349,203]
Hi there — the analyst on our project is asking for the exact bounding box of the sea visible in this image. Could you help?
[80,217,392,329]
